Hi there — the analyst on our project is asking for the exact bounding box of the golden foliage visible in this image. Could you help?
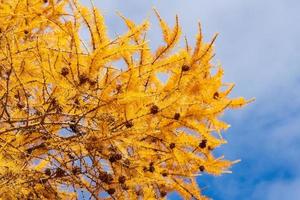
[0,0,251,199]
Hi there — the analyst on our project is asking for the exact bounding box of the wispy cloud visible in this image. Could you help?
[251,178,300,200]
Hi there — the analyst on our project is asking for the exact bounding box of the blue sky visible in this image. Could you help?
[83,0,300,199]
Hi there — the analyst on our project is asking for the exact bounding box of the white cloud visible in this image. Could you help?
[251,178,300,200]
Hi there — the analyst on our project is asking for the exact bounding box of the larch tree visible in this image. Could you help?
[0,0,251,199]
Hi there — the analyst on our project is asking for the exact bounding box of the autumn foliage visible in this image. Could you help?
[0,0,250,199]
